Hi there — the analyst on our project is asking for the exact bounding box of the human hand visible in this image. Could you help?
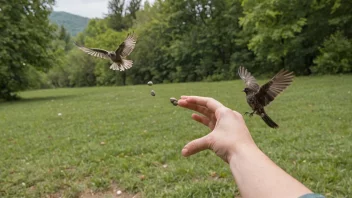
[177,96,256,163]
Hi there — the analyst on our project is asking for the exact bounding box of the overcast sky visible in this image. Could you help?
[54,0,154,18]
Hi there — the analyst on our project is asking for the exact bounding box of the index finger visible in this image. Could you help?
[180,96,224,113]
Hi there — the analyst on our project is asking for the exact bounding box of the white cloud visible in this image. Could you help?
[54,0,154,18]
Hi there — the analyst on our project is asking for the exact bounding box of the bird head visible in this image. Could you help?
[243,87,250,94]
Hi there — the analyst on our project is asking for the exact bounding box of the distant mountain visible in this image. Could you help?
[49,11,90,36]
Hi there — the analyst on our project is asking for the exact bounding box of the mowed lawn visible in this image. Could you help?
[0,75,351,198]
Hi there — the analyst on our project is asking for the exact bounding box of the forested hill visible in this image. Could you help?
[49,11,90,36]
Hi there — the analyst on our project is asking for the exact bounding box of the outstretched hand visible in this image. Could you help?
[177,96,255,163]
[178,96,315,198]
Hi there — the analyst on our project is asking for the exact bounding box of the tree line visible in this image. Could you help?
[1,0,351,100]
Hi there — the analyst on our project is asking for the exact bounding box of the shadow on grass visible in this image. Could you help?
[0,95,78,105]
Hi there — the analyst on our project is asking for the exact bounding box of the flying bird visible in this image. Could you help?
[238,66,294,128]
[73,32,137,71]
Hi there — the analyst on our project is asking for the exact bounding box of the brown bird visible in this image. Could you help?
[238,66,294,128]
[73,32,137,71]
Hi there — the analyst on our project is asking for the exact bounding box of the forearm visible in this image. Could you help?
[229,144,312,198]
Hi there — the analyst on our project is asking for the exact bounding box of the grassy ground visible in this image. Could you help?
[0,75,351,198]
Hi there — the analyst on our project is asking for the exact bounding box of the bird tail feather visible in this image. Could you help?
[110,63,121,71]
[122,59,133,70]
[109,59,133,71]
[261,113,279,128]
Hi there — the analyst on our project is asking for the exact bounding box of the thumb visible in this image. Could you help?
[182,135,212,157]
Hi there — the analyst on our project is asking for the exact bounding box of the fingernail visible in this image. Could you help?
[182,148,188,156]
[177,99,186,105]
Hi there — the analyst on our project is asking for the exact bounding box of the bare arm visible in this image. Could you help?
[229,144,311,198]
[178,96,312,198]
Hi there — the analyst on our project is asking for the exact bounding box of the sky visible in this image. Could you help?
[54,0,154,18]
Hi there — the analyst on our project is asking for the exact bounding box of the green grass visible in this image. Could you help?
[0,75,351,198]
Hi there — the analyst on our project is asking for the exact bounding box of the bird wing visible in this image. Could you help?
[238,66,260,91]
[115,32,137,57]
[73,42,110,60]
[256,69,294,107]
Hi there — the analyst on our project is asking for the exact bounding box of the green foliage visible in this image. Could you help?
[66,50,97,87]
[43,0,352,90]
[0,0,56,100]
[49,11,90,36]
[0,76,351,197]
[314,31,352,74]
[129,0,247,84]
[107,0,128,31]
[4,0,352,96]
[240,0,352,75]
[107,0,141,31]
[26,66,52,90]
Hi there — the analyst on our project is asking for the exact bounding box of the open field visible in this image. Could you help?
[0,75,351,198]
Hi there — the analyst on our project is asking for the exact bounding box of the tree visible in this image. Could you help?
[107,0,127,31]
[127,0,142,19]
[314,31,352,74]
[239,0,352,75]
[130,0,247,83]
[41,0,352,91]
[58,25,72,51]
[240,0,310,74]
[0,0,56,100]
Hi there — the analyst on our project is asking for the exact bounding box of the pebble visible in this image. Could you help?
[151,90,156,96]
[170,97,178,106]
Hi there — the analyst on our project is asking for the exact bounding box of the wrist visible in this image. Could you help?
[227,142,258,164]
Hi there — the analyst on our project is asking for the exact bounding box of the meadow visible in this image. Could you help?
[0,75,351,198]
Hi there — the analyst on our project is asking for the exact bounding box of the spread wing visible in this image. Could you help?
[238,66,260,91]
[256,69,294,107]
[115,32,137,57]
[74,42,110,60]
